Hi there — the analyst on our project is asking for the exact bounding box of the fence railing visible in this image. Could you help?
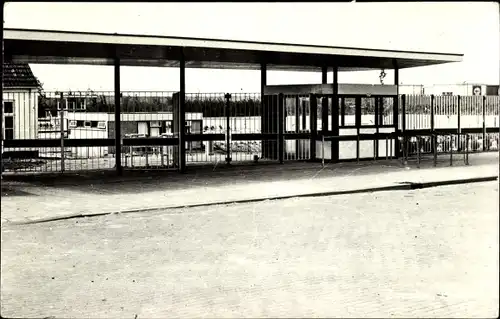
[2,91,499,175]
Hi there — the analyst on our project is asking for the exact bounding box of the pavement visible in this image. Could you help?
[2,181,499,318]
[1,152,498,225]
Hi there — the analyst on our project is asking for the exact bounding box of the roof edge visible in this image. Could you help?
[4,27,464,58]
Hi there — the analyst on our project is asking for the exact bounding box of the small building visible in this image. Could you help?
[400,83,500,96]
[2,63,40,140]
[64,111,204,158]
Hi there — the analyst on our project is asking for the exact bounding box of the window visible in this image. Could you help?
[161,121,173,134]
[69,120,77,128]
[84,121,91,128]
[97,121,106,129]
[150,121,161,128]
[379,97,394,126]
[3,101,14,114]
[4,115,14,140]
[66,98,86,110]
[3,101,15,140]
[360,97,376,126]
[341,98,356,127]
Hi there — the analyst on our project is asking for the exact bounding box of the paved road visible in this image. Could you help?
[1,181,498,318]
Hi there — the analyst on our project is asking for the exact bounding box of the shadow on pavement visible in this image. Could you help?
[1,186,39,197]
[1,152,498,196]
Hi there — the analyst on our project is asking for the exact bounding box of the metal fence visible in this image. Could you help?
[401,94,499,157]
[2,91,499,175]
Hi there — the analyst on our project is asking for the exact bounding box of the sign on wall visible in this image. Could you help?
[472,85,482,96]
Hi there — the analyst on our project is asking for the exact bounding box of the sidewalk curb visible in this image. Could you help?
[8,175,497,226]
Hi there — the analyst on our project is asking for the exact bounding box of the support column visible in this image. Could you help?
[393,61,400,158]
[295,95,300,158]
[260,62,269,159]
[332,66,339,162]
[457,95,461,150]
[114,56,122,175]
[482,96,486,151]
[310,94,318,160]
[278,93,285,164]
[1,4,4,178]
[179,49,186,173]
[321,66,328,85]
[260,63,267,104]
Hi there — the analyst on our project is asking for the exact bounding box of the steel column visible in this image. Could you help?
[401,94,406,161]
[393,61,400,158]
[332,66,339,162]
[179,49,186,173]
[355,97,361,162]
[375,97,379,159]
[321,66,328,84]
[114,56,122,175]
[260,63,267,159]
[59,92,65,173]
[295,95,300,158]
[278,93,285,164]
[430,94,435,154]
[310,94,317,160]
[482,96,486,151]
[1,4,3,178]
[457,95,461,151]
[260,63,267,104]
[225,93,232,164]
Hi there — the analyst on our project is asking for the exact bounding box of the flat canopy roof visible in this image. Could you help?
[4,28,463,72]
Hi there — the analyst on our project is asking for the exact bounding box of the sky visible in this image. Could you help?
[4,2,500,93]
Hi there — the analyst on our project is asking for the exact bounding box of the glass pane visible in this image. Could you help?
[3,102,13,114]
[317,97,322,131]
[5,116,14,129]
[5,129,14,140]
[344,98,356,126]
[360,97,376,126]
[382,97,394,125]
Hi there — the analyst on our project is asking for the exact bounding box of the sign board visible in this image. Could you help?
[472,85,482,96]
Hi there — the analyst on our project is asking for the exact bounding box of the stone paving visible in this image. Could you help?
[1,153,498,225]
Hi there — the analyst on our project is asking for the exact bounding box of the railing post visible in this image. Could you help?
[457,95,461,151]
[482,95,486,151]
[356,134,360,163]
[433,134,437,167]
[385,136,389,160]
[465,134,470,165]
[450,134,453,166]
[416,136,421,168]
[225,93,232,164]
[59,92,65,173]
[114,56,123,175]
[390,134,393,161]
[295,95,300,159]
[309,93,317,160]
[322,134,325,167]
[278,93,285,164]
[400,94,406,160]
[430,94,435,154]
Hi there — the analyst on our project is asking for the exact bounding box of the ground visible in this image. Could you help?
[1,181,498,318]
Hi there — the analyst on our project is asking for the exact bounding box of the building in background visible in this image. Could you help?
[400,83,500,96]
[2,63,41,140]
